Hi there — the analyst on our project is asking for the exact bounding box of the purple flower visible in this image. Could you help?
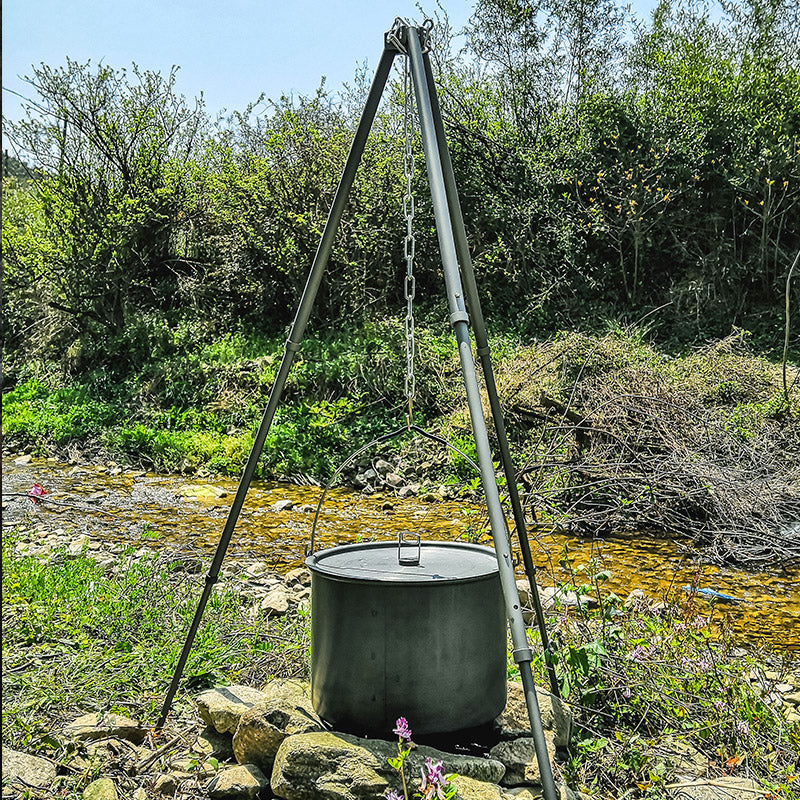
[629,645,648,662]
[393,717,412,742]
[622,686,632,700]
[696,656,712,673]
[385,791,404,800]
[735,719,750,736]
[713,699,727,712]
[420,758,448,800]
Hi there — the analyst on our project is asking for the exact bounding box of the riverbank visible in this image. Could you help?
[3,326,799,570]
[2,516,799,800]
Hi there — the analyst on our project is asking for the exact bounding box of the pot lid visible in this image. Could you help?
[306,539,499,584]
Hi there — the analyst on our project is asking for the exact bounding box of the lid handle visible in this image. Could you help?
[397,531,421,566]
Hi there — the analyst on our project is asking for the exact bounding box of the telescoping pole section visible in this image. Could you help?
[406,25,558,800]
[419,49,561,700]
[156,44,397,729]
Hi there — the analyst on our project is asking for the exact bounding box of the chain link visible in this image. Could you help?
[402,55,417,425]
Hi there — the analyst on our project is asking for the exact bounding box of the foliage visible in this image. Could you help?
[1,528,310,766]
[3,0,799,373]
[537,550,800,798]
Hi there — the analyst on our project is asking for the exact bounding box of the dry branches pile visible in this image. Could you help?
[499,330,800,568]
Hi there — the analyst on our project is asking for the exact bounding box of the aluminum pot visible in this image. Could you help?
[306,534,507,736]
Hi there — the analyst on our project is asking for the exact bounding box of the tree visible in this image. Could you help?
[3,60,206,360]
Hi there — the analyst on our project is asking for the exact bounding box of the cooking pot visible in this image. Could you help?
[306,534,507,736]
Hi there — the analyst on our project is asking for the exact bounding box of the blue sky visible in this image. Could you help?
[2,0,660,140]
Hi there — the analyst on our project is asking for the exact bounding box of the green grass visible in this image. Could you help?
[1,529,310,762]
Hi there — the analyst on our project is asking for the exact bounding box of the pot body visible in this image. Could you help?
[307,540,507,736]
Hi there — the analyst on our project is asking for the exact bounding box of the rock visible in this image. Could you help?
[362,468,378,482]
[207,764,269,799]
[385,472,404,488]
[450,774,506,800]
[783,691,800,706]
[232,693,323,772]
[496,682,572,748]
[64,712,146,744]
[1,746,57,791]
[67,534,92,557]
[13,454,33,465]
[82,777,118,800]
[197,686,268,734]
[154,773,180,795]
[652,736,708,778]
[667,777,763,800]
[374,459,394,475]
[285,567,311,587]
[398,483,421,498]
[177,484,228,500]
[133,789,148,800]
[271,731,505,800]
[491,735,557,786]
[516,579,531,607]
[272,499,294,512]
[260,587,290,616]
[244,562,269,579]
[194,726,235,761]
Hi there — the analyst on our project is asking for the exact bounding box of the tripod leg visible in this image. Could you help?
[420,50,561,701]
[407,27,558,800]
[156,45,396,730]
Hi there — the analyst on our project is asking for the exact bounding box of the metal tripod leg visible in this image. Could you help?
[407,27,558,800]
[420,50,561,701]
[156,44,396,729]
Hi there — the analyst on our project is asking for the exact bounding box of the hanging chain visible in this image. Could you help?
[402,53,417,428]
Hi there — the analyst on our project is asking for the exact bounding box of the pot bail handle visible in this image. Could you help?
[397,531,421,566]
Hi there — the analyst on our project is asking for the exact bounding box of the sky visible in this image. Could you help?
[2,0,660,150]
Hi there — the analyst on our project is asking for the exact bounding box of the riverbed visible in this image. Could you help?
[3,455,799,651]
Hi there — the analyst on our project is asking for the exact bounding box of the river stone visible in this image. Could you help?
[783,691,800,706]
[273,499,295,512]
[232,693,323,772]
[285,567,311,586]
[450,774,506,800]
[490,734,557,786]
[82,777,118,800]
[668,777,763,800]
[385,472,404,488]
[194,725,235,760]
[496,682,572,747]
[197,686,268,734]
[374,459,394,475]
[1,746,57,791]
[64,712,146,744]
[14,454,33,465]
[271,731,505,800]
[207,764,269,799]
[260,587,290,616]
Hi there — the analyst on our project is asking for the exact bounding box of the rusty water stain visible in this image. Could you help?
[3,457,799,650]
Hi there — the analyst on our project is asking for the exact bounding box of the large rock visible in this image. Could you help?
[667,777,763,800]
[450,775,506,800]
[496,682,572,748]
[64,712,146,744]
[233,693,323,772]
[82,777,118,800]
[490,734,557,786]
[197,685,268,734]
[207,764,269,799]
[1,747,57,792]
[271,731,505,800]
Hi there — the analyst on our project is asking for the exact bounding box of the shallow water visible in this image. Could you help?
[3,456,799,651]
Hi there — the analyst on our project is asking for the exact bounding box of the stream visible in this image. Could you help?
[3,455,799,651]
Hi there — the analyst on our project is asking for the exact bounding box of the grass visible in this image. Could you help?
[1,528,310,783]
[523,548,800,799]
[3,524,798,799]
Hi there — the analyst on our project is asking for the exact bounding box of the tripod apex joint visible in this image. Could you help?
[385,17,433,54]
